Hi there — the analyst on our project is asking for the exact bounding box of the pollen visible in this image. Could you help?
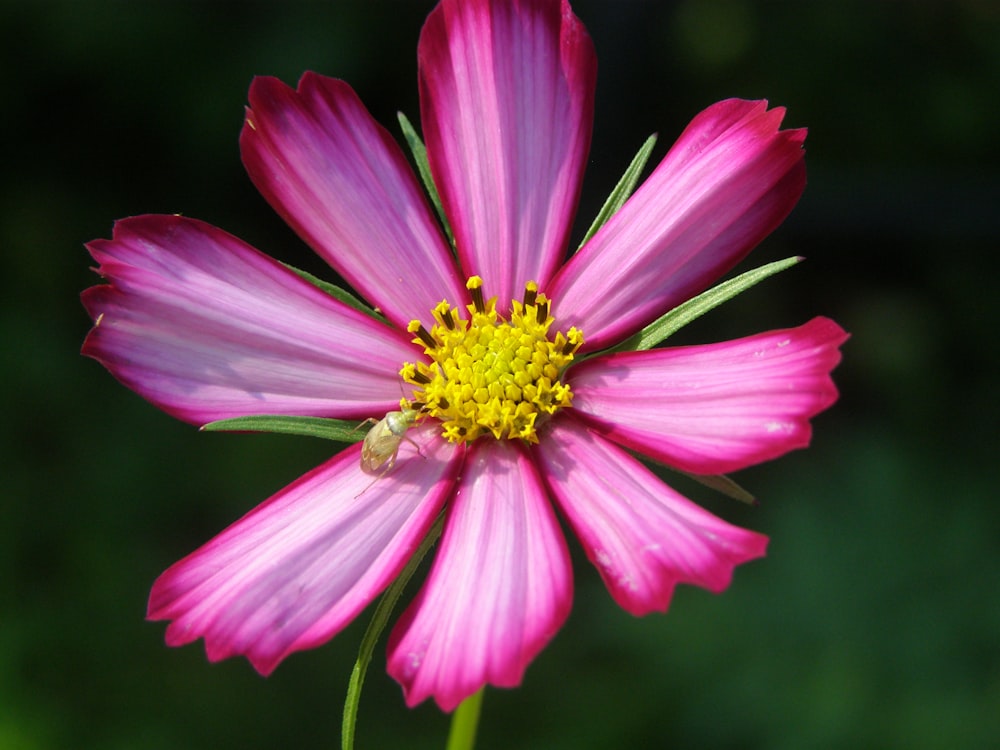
[401,276,583,444]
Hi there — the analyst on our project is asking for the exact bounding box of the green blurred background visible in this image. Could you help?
[3,1,998,748]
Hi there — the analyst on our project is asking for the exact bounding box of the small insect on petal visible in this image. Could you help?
[356,407,423,498]
[360,407,422,474]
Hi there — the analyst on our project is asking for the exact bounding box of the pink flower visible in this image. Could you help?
[82,0,846,711]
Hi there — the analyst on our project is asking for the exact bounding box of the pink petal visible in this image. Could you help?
[549,99,807,350]
[537,418,768,615]
[387,439,572,711]
[82,215,420,425]
[418,0,596,307]
[148,424,461,675]
[241,73,467,331]
[569,317,848,475]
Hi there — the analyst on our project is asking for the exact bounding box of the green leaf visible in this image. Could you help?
[638,450,758,506]
[281,262,387,324]
[200,415,365,443]
[342,514,445,750]
[577,133,658,250]
[607,256,803,353]
[398,111,455,248]
[679,471,758,506]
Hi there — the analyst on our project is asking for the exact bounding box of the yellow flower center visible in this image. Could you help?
[401,276,583,444]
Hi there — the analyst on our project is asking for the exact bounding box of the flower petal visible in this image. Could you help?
[241,73,467,330]
[387,439,572,711]
[147,424,461,675]
[419,0,596,306]
[538,419,768,615]
[82,215,419,425]
[550,99,807,350]
[569,317,848,474]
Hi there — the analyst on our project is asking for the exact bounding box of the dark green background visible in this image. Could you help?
[3,1,997,748]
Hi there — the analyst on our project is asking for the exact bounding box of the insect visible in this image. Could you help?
[359,406,422,476]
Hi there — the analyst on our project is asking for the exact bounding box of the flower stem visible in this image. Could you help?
[445,688,484,750]
[341,514,445,750]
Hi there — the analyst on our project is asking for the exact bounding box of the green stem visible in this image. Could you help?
[341,515,445,750]
[445,688,484,750]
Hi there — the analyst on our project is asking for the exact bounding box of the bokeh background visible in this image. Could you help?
[3,1,998,748]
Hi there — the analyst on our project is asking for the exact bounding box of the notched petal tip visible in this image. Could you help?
[386,440,573,711]
[570,316,848,475]
[80,213,420,425]
[240,70,464,329]
[550,95,811,350]
[539,422,768,617]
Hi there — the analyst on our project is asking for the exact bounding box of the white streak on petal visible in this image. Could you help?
[241,74,466,330]
[569,317,848,474]
[387,439,572,710]
[538,419,768,615]
[147,425,461,675]
[82,215,419,424]
[550,99,807,350]
[418,0,596,305]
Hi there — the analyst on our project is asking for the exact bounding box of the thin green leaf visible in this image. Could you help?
[607,256,803,353]
[679,471,758,506]
[281,262,387,324]
[637,449,758,506]
[577,133,658,250]
[200,415,364,443]
[342,514,445,750]
[398,111,455,248]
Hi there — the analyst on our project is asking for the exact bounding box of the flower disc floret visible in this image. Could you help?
[403,277,583,444]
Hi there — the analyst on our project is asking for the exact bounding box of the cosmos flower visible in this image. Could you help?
[82,0,846,711]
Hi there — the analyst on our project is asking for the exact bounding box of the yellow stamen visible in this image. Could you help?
[401,279,584,444]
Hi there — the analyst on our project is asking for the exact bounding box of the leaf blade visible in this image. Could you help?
[607,256,804,353]
[398,111,455,248]
[281,262,387,324]
[578,133,658,250]
[200,415,365,443]
[342,514,445,750]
